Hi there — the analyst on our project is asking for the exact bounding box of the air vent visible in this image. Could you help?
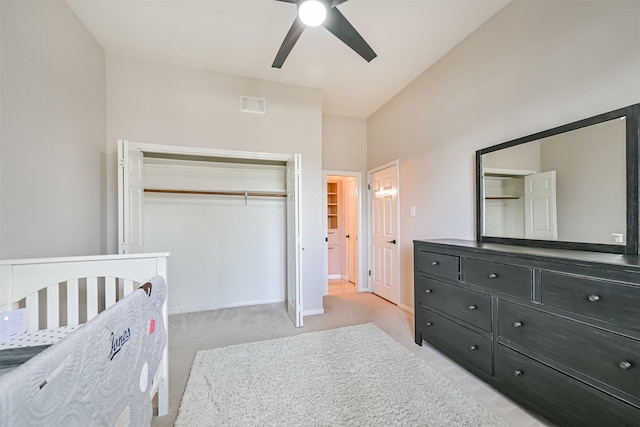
[240,96,266,114]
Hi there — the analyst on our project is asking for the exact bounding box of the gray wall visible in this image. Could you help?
[367,0,640,308]
[1,0,106,259]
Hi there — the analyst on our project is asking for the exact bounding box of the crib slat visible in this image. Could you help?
[67,279,80,326]
[47,285,60,329]
[123,279,134,296]
[26,293,39,332]
[105,277,116,308]
[86,276,98,321]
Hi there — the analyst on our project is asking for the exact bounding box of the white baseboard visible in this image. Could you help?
[303,308,325,316]
[168,298,285,315]
[398,303,414,315]
[328,274,341,279]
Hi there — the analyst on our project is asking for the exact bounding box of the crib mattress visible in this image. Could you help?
[0,327,78,376]
[0,325,78,350]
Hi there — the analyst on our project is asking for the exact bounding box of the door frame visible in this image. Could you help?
[367,160,401,304]
[322,170,365,294]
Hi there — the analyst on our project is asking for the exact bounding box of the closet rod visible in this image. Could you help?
[144,189,287,198]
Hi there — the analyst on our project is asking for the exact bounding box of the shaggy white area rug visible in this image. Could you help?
[175,323,506,426]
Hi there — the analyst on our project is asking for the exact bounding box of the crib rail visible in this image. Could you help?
[19,276,139,331]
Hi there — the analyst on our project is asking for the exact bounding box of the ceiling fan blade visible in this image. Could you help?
[330,0,349,7]
[272,17,306,68]
[322,7,377,62]
[273,0,297,3]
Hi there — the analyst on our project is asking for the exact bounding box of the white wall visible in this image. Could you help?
[105,53,325,313]
[367,0,640,308]
[0,0,106,259]
[322,115,367,173]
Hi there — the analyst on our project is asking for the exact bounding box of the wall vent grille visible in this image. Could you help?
[240,96,266,114]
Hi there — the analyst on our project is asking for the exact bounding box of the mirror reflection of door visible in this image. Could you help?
[483,169,558,241]
[524,171,558,240]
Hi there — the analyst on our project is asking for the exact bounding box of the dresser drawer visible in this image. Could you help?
[496,345,640,427]
[541,271,640,331]
[415,249,458,281]
[419,309,492,375]
[462,258,531,300]
[416,276,491,332]
[499,300,640,400]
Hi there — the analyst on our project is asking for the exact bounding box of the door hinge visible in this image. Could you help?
[368,184,371,190]
[118,158,126,168]
[368,270,372,276]
[119,242,129,253]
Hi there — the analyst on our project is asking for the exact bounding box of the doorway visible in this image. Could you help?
[324,172,361,296]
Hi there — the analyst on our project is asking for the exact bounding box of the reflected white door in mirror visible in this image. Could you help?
[483,168,558,241]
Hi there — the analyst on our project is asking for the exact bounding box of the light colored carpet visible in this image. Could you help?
[175,323,507,426]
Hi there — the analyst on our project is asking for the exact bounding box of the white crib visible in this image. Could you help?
[0,252,170,418]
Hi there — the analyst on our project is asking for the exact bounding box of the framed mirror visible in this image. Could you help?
[476,104,639,255]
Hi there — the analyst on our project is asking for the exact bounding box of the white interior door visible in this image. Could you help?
[370,163,399,304]
[345,177,358,285]
[118,139,144,254]
[286,154,303,327]
[525,171,558,240]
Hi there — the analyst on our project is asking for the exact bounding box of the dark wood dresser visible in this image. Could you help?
[413,239,640,427]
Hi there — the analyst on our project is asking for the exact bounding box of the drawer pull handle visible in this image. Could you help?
[488,273,498,279]
[513,321,523,328]
[425,289,432,294]
[469,345,477,351]
[468,305,477,310]
[426,322,433,326]
[431,261,439,266]
[513,370,523,377]
[619,361,632,370]
[587,294,600,302]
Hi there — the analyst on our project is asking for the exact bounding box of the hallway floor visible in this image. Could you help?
[328,278,356,295]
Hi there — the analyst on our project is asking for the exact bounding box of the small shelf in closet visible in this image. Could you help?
[327,181,339,229]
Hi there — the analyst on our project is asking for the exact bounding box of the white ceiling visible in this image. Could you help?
[67,0,510,118]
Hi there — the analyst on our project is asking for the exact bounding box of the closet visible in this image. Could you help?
[117,140,302,327]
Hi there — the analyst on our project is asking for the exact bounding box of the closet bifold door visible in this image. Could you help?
[117,139,144,254]
[286,153,303,327]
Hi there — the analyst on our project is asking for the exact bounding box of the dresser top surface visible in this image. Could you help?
[414,239,640,270]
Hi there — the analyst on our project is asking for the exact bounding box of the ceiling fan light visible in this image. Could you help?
[299,0,327,27]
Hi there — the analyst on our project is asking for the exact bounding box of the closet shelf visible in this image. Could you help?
[144,188,287,198]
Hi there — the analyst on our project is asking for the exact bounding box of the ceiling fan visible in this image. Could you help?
[272,0,377,68]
